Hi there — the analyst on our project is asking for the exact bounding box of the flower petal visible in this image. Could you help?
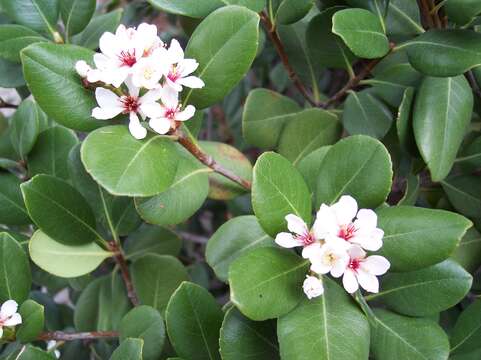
[167,39,184,64]
[332,195,358,226]
[140,102,163,119]
[313,204,339,240]
[347,245,366,260]
[351,229,383,251]
[178,76,205,89]
[0,327,3,338]
[357,270,379,293]
[355,208,378,229]
[95,87,119,108]
[301,242,321,259]
[3,313,21,326]
[362,255,390,276]
[98,31,117,58]
[303,276,324,299]
[342,269,359,293]
[178,58,199,76]
[92,106,122,120]
[285,214,308,236]
[176,105,196,121]
[330,256,349,278]
[125,76,140,98]
[0,300,18,319]
[75,60,91,77]
[275,232,302,248]
[128,113,147,139]
[159,86,179,108]
[149,117,171,135]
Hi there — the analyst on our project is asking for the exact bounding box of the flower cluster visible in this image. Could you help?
[0,300,22,338]
[275,195,390,299]
[75,23,204,139]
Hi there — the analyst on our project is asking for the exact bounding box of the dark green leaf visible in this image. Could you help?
[442,175,481,218]
[60,0,96,38]
[147,0,265,18]
[71,9,123,50]
[276,0,313,25]
[0,25,47,63]
[0,173,30,225]
[451,300,481,356]
[16,300,44,343]
[452,228,481,273]
[0,0,59,34]
[110,338,143,360]
[124,225,182,260]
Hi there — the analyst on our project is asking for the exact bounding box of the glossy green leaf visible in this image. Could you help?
[445,0,481,25]
[315,135,393,209]
[277,108,341,164]
[343,90,393,139]
[451,300,481,356]
[21,174,100,245]
[71,9,123,50]
[120,306,165,360]
[368,260,472,316]
[166,282,223,360]
[21,42,104,131]
[0,25,46,63]
[396,87,417,154]
[184,6,260,109]
[60,0,96,38]
[377,206,472,272]
[276,0,313,25]
[229,247,309,321]
[206,215,275,282]
[442,175,481,218]
[383,0,424,39]
[405,30,481,76]
[371,309,450,360]
[252,152,311,237]
[0,0,59,34]
[277,277,370,360]
[16,345,55,360]
[220,307,279,360]
[456,135,481,171]
[147,0,265,18]
[29,230,112,278]
[332,8,390,59]
[16,300,44,343]
[124,225,182,260]
[28,126,78,180]
[0,58,25,87]
[296,146,331,194]
[131,254,189,316]
[242,88,301,149]
[81,126,178,197]
[0,173,30,225]
[413,76,473,181]
[0,233,31,304]
[452,228,481,273]
[74,273,131,331]
[110,338,143,360]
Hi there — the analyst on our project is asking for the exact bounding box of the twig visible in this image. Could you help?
[175,129,252,190]
[427,0,443,28]
[37,331,119,341]
[178,231,208,244]
[108,242,140,307]
[259,11,318,106]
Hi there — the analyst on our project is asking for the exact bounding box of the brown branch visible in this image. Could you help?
[37,331,119,342]
[108,242,140,307]
[175,129,252,190]
[427,0,443,28]
[259,11,318,106]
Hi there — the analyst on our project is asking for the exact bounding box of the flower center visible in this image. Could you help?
[165,105,181,120]
[118,50,137,67]
[168,65,180,82]
[143,67,154,80]
[323,252,337,265]
[348,258,360,271]
[120,96,139,113]
[296,232,315,246]
[338,223,357,241]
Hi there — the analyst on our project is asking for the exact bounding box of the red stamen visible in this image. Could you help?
[164,105,181,120]
[296,232,315,246]
[120,96,139,113]
[338,223,357,241]
[118,50,137,67]
[168,65,180,82]
[348,259,360,271]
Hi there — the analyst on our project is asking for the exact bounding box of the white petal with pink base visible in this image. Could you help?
[275,214,321,259]
[302,276,324,299]
[0,300,22,338]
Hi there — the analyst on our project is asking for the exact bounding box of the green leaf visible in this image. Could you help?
[120,306,165,360]
[21,174,101,245]
[110,338,143,360]
[0,232,31,304]
[413,76,473,181]
[71,9,123,50]
[16,345,56,360]
[28,126,78,180]
[367,260,472,316]
[0,0,59,34]
[315,135,393,209]
[220,307,279,360]
[242,88,301,149]
[16,300,44,343]
[277,109,341,164]
[451,300,481,356]
[124,225,182,260]
[456,135,481,171]
[0,58,25,87]
[184,6,260,109]
[147,0,265,18]
[343,90,393,139]
[452,228,481,273]
[442,175,481,218]
[276,0,313,25]
[166,282,223,360]
[445,0,481,25]
[131,254,189,316]
[60,0,96,38]
[306,8,357,70]
[277,277,370,360]
[74,273,131,331]
[0,173,30,225]
[0,25,47,63]
[21,42,105,131]
[81,126,178,197]
[396,87,417,154]
[296,146,331,195]
[383,0,424,39]
[252,152,312,237]
[377,206,472,272]
[405,30,481,77]
[29,230,112,278]
[229,247,309,321]
[200,141,252,200]
[332,8,390,59]
[206,215,275,282]
[371,309,450,360]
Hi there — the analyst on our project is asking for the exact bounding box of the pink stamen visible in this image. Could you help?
[164,105,181,120]
[338,223,357,241]
[296,232,315,246]
[167,65,180,82]
[120,96,139,113]
[348,258,360,271]
[118,50,137,67]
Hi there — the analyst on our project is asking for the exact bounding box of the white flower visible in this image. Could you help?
[315,195,384,251]
[91,78,163,139]
[149,86,196,135]
[75,60,91,78]
[47,340,61,359]
[309,237,350,278]
[275,214,323,259]
[342,246,390,294]
[164,39,205,92]
[135,23,164,57]
[131,49,168,90]
[303,275,324,299]
[0,300,22,338]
